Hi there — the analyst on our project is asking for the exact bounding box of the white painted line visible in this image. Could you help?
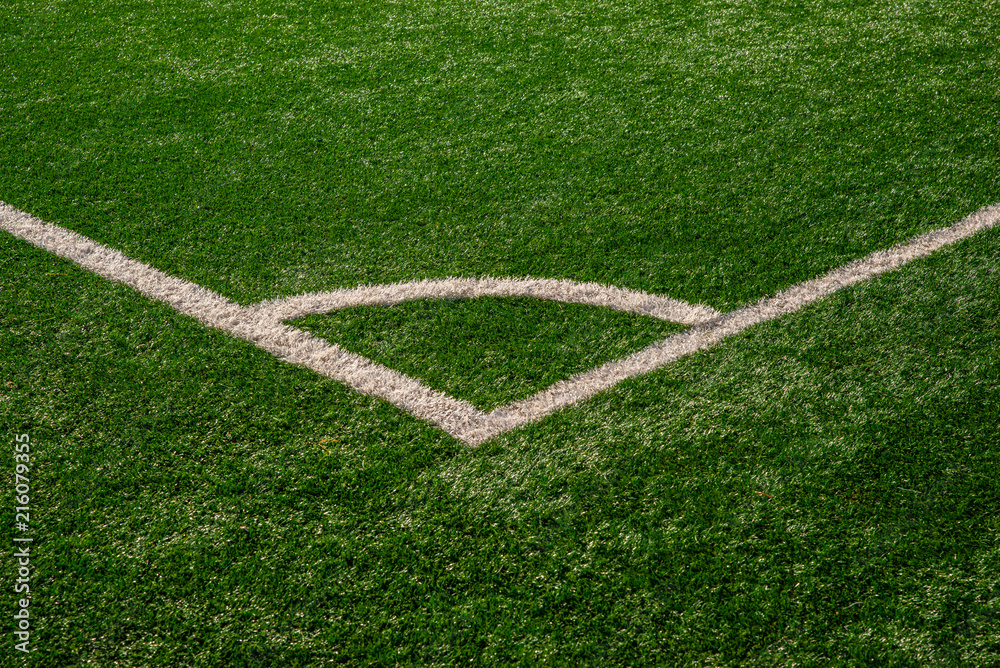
[456,203,1000,443]
[3,201,998,445]
[0,203,488,436]
[254,277,721,326]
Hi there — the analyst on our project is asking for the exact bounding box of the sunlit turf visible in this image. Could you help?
[2,0,999,308]
[294,297,684,410]
[2,0,1000,665]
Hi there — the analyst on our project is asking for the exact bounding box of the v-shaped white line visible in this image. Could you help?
[3,202,998,444]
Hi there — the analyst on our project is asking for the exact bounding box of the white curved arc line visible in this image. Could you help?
[252,276,721,326]
[3,201,999,446]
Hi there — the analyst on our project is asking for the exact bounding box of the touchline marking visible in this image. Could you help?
[2,201,998,445]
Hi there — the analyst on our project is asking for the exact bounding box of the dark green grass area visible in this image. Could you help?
[2,0,999,309]
[3,208,999,666]
[294,297,684,410]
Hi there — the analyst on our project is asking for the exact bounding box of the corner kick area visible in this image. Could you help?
[4,201,998,444]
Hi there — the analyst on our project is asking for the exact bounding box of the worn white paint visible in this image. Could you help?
[3,201,998,444]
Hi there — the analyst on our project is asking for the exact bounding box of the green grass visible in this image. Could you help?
[3,0,999,308]
[2,0,1000,665]
[294,297,684,410]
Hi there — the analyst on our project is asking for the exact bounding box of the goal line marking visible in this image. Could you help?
[2,202,998,445]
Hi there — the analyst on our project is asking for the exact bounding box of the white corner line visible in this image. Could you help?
[3,201,999,445]
[455,202,1000,444]
[0,202,488,436]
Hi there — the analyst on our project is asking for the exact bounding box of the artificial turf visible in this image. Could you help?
[294,297,684,411]
[2,0,1000,665]
[3,203,998,667]
[2,0,998,308]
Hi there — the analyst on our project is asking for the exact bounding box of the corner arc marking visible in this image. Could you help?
[3,200,999,446]
[251,277,721,327]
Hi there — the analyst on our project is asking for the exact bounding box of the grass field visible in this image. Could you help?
[2,0,1000,665]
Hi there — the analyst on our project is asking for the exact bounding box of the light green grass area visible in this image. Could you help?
[294,297,684,410]
[2,0,1000,665]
